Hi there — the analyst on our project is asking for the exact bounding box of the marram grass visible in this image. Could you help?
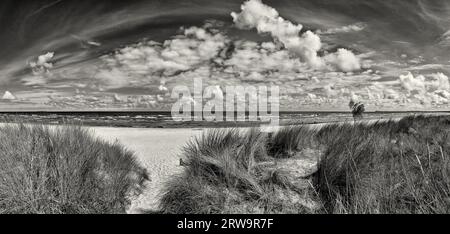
[0,123,149,214]
[160,115,450,214]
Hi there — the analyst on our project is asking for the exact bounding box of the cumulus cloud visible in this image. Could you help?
[92,1,362,92]
[224,41,305,73]
[434,90,450,99]
[29,52,54,74]
[231,0,361,72]
[161,27,227,67]
[22,52,56,86]
[103,26,227,78]
[94,26,229,89]
[399,72,450,95]
[20,1,445,111]
[399,72,450,105]
[2,91,16,100]
[383,88,402,100]
[324,48,361,72]
[399,72,426,94]
[159,84,169,92]
[427,73,450,91]
[323,85,338,98]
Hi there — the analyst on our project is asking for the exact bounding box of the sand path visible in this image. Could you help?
[91,127,203,213]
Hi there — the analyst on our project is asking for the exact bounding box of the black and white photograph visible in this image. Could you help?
[1,0,450,223]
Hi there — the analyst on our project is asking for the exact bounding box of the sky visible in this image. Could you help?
[1,0,450,111]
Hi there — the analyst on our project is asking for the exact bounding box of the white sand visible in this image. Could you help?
[91,127,203,213]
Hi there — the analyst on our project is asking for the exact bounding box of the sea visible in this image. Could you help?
[0,111,448,128]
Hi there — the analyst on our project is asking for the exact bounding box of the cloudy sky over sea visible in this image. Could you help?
[1,0,450,111]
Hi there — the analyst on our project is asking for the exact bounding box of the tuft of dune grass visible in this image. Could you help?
[159,128,319,214]
[160,115,450,214]
[315,115,450,213]
[0,123,149,214]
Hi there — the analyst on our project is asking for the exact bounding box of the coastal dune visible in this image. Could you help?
[81,118,410,213]
[1,114,446,214]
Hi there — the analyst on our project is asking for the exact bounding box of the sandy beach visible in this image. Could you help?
[0,119,402,213]
[0,116,439,214]
[91,127,204,213]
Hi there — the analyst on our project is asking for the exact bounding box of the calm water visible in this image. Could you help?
[0,111,448,128]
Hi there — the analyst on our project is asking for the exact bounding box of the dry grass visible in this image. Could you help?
[159,115,450,214]
[0,123,149,214]
[159,128,317,214]
[315,115,450,213]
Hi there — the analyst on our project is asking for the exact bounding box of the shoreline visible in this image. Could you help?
[1,112,448,130]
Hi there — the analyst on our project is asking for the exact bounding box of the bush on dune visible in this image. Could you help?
[0,123,149,214]
[160,115,450,214]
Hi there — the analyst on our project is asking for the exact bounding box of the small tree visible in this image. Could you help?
[349,99,365,121]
